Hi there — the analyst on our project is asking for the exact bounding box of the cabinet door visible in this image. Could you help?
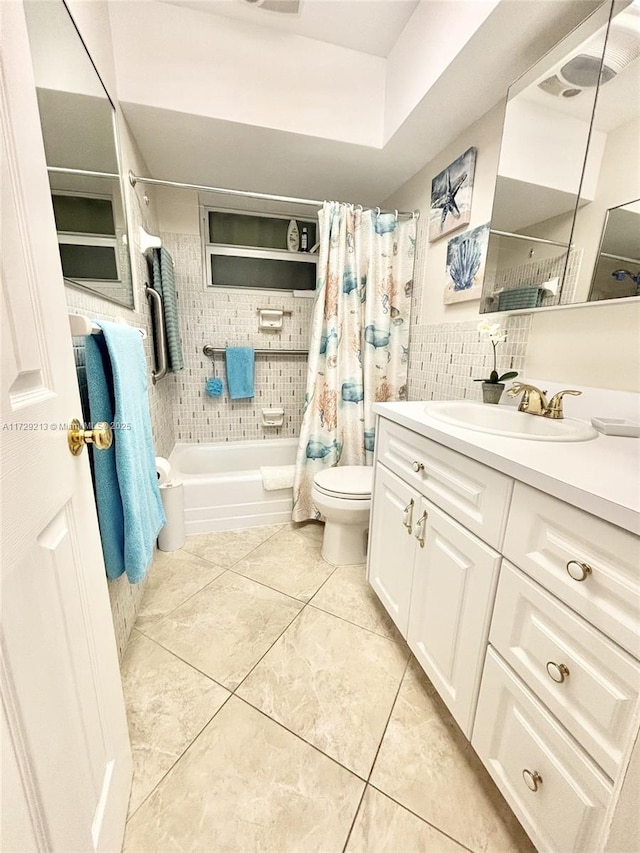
[367,465,420,636]
[407,500,501,735]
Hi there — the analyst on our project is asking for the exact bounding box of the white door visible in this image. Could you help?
[407,500,501,736]
[367,465,419,635]
[1,4,132,852]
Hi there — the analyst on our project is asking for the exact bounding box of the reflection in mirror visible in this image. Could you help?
[589,200,640,300]
[24,0,134,308]
[481,0,640,313]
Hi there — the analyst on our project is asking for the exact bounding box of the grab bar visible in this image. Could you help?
[145,285,167,384]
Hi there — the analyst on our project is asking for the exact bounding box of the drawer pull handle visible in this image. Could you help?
[566,560,593,582]
[415,511,428,548]
[402,498,414,534]
[546,661,570,683]
[522,769,543,792]
[412,461,425,473]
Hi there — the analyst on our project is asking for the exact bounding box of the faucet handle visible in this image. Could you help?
[546,389,581,420]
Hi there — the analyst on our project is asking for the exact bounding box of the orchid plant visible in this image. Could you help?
[474,320,519,385]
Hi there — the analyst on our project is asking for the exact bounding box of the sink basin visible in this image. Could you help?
[425,401,598,442]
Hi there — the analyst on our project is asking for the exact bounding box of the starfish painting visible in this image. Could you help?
[428,147,477,242]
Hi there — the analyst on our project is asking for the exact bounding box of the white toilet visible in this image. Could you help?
[312,466,373,565]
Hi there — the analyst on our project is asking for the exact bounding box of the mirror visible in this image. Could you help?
[24,0,134,308]
[481,0,640,313]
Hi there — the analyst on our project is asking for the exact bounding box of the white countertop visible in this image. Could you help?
[373,401,640,535]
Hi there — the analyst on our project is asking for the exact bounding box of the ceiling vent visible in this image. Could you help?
[538,9,640,98]
[242,0,301,13]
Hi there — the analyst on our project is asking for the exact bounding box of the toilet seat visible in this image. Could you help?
[314,466,372,501]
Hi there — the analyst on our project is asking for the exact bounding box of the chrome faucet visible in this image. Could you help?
[507,382,581,419]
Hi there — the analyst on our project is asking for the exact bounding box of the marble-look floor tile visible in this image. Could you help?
[292,520,325,541]
[370,661,535,852]
[144,572,303,689]
[237,607,408,777]
[346,786,466,853]
[121,633,229,815]
[232,527,334,601]
[182,523,284,569]
[124,697,364,853]
[310,565,402,641]
[135,548,225,630]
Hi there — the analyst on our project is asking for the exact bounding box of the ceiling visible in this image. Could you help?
[159,0,420,57]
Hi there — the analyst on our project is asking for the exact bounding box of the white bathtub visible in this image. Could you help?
[170,438,298,535]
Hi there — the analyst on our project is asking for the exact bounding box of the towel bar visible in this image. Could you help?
[68,313,146,338]
[145,286,168,384]
[203,345,307,357]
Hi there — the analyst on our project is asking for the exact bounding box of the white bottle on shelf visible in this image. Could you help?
[287,219,300,252]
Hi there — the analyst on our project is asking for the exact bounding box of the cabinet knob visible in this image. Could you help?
[522,769,542,792]
[414,510,428,548]
[566,560,593,582]
[412,461,425,473]
[546,661,570,683]
[402,498,414,535]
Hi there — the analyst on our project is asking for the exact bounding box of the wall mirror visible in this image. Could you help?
[24,0,134,308]
[481,0,640,313]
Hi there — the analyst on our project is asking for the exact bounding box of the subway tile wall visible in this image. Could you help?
[160,232,314,444]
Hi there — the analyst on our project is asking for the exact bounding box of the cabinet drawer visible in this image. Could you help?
[473,649,612,853]
[377,418,512,550]
[504,482,640,658]
[491,562,640,780]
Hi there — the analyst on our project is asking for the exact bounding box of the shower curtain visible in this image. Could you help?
[292,202,417,522]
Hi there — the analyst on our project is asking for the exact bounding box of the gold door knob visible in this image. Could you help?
[522,769,542,792]
[68,418,113,456]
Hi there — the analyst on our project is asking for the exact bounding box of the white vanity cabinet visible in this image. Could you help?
[369,421,507,736]
[368,409,640,853]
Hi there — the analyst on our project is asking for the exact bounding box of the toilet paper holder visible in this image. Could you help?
[262,408,284,427]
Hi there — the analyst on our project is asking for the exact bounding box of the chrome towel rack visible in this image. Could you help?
[203,345,307,357]
[145,286,168,384]
[68,313,146,338]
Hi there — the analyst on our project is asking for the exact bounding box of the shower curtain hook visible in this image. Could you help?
[394,209,398,219]
[376,207,381,216]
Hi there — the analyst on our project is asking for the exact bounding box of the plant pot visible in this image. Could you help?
[482,382,505,405]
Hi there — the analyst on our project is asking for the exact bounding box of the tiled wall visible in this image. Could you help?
[485,247,583,310]
[160,232,314,444]
[408,315,531,402]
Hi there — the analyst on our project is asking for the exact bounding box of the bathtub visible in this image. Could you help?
[170,438,298,535]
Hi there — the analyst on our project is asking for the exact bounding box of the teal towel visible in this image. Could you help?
[151,247,184,372]
[226,347,255,399]
[86,321,165,583]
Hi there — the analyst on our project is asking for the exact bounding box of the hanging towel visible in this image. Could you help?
[151,247,184,372]
[260,465,295,491]
[226,346,255,399]
[86,321,166,584]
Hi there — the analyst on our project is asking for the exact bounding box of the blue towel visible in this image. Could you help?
[85,321,165,583]
[151,247,184,373]
[226,347,255,399]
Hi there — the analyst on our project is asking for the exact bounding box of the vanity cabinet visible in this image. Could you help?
[368,411,640,853]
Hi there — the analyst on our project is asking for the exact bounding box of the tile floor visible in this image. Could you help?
[122,523,535,853]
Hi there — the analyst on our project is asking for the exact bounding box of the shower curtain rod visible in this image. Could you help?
[128,171,419,219]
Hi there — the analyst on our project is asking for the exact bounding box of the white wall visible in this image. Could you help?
[108,0,385,147]
[64,0,117,99]
[384,0,499,140]
[527,302,640,393]
[385,101,506,326]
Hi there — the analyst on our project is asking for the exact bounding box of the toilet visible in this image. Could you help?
[312,466,373,565]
